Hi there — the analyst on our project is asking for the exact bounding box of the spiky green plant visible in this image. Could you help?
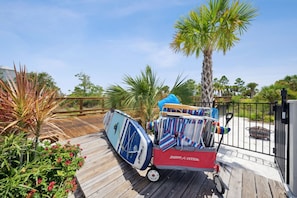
[0,65,66,148]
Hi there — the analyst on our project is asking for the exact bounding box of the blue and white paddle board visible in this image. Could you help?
[103,109,153,170]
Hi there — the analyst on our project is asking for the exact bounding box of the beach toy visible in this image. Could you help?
[158,94,180,110]
[211,108,219,119]
[215,126,231,134]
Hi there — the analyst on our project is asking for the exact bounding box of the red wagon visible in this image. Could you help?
[146,103,233,194]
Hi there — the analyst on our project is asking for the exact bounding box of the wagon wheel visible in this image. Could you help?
[146,168,160,182]
[214,174,225,194]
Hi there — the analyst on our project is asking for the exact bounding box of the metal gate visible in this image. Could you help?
[211,101,275,155]
[273,88,289,183]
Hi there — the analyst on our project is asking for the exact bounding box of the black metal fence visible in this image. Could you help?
[210,101,275,156]
[56,97,277,156]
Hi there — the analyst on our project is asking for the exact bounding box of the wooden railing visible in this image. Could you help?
[53,97,109,117]
[53,96,232,117]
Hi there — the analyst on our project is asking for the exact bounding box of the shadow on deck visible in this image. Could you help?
[68,132,287,198]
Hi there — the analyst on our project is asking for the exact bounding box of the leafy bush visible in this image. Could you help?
[264,115,274,123]
[0,133,85,197]
[0,65,85,197]
[231,95,243,103]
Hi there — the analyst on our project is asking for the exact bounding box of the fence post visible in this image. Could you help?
[281,88,288,124]
[287,100,297,196]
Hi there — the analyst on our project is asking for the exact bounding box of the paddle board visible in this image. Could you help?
[103,109,153,170]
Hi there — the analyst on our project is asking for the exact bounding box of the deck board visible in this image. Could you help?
[269,179,287,198]
[151,170,187,197]
[67,131,287,198]
[226,167,242,198]
[166,171,197,197]
[242,169,256,198]
[181,171,208,198]
[255,174,271,198]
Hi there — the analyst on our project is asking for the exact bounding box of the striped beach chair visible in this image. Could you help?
[159,117,178,151]
[178,118,205,148]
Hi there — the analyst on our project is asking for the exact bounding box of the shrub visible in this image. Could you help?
[0,65,85,197]
[0,133,85,197]
[0,65,66,148]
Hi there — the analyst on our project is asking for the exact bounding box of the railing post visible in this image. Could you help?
[79,99,83,116]
[102,97,105,113]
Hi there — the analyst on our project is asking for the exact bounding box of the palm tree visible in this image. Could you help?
[170,0,257,107]
[245,82,258,98]
[124,65,164,124]
[105,85,128,109]
[170,75,197,104]
[106,65,190,127]
[106,65,165,125]
[259,85,280,103]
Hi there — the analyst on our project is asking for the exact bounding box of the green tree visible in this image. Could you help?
[195,83,202,97]
[218,75,230,96]
[258,85,280,103]
[27,72,61,94]
[232,78,245,96]
[275,75,297,90]
[70,72,103,97]
[171,76,196,104]
[170,0,257,107]
[245,82,258,98]
[213,77,222,96]
[274,75,297,99]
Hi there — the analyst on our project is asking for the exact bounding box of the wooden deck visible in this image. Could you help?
[67,132,287,198]
[45,115,287,197]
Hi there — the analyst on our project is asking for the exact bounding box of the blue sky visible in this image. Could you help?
[1,0,297,94]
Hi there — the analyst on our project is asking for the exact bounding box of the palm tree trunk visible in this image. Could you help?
[201,51,214,107]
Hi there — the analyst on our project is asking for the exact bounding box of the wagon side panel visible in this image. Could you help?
[152,147,217,171]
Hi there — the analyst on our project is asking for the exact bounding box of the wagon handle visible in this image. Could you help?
[216,112,233,152]
[225,113,233,127]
